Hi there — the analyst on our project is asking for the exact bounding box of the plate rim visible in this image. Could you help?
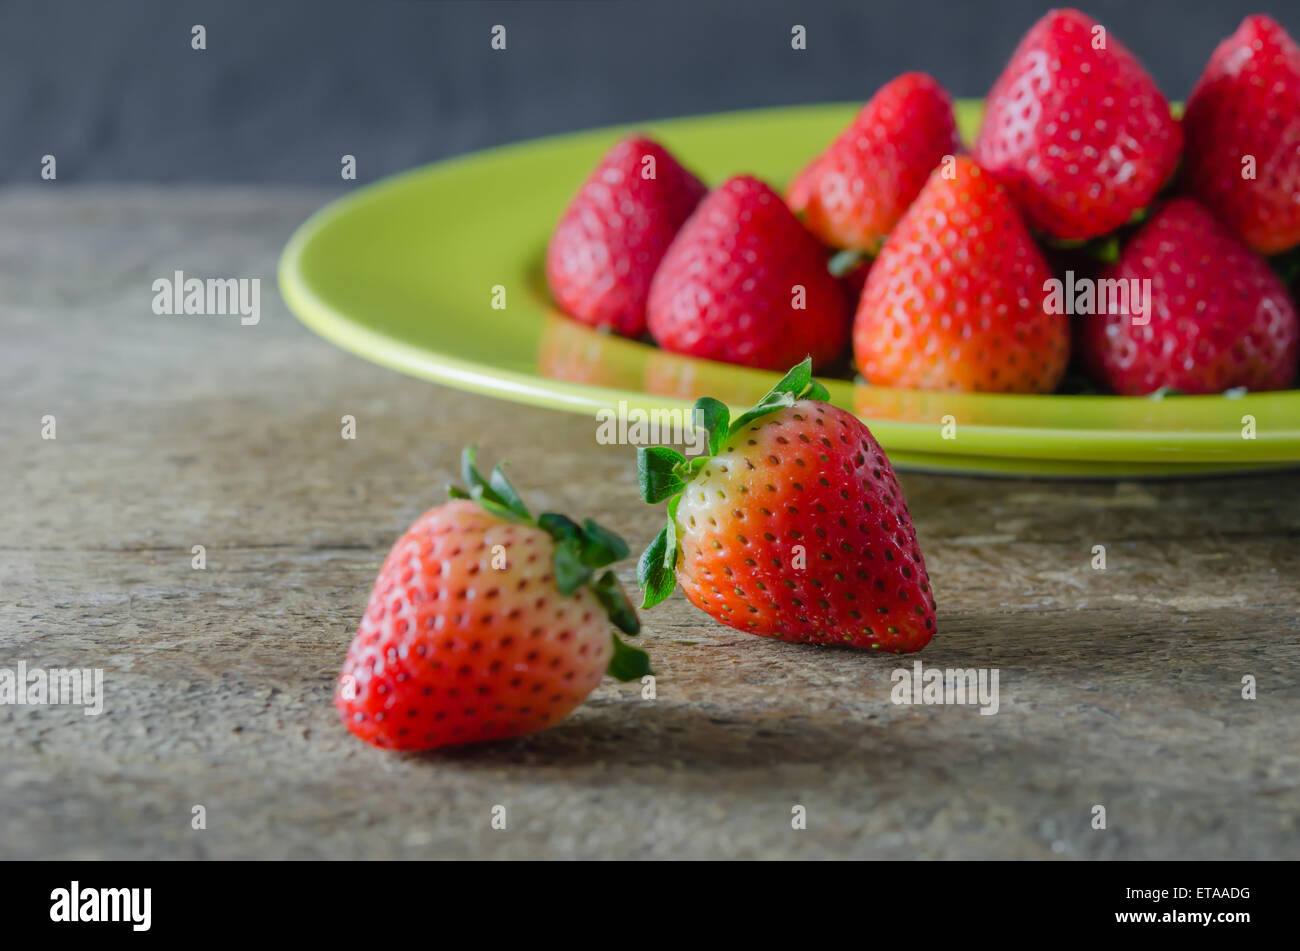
[278,101,1300,470]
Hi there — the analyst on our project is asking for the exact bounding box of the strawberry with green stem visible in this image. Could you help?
[636,359,937,652]
[337,449,650,751]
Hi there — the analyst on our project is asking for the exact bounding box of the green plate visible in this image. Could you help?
[278,102,1300,478]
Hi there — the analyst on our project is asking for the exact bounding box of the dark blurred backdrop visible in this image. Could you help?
[1,0,1293,183]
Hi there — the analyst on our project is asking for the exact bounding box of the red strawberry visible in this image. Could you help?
[854,156,1070,393]
[336,450,649,751]
[973,8,1182,241]
[547,136,706,336]
[636,360,936,652]
[1078,198,1299,395]
[1182,15,1300,255]
[647,176,850,371]
[787,72,960,252]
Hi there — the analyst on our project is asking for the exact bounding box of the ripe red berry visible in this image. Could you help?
[337,451,649,751]
[1078,198,1299,395]
[854,156,1069,393]
[647,176,850,371]
[547,136,706,335]
[787,72,960,252]
[974,8,1182,241]
[637,360,936,652]
[1182,15,1300,255]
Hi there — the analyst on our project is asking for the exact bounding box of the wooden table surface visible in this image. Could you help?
[1,187,1297,859]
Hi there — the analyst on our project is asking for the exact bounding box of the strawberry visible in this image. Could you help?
[1077,198,1299,395]
[853,156,1070,393]
[636,359,936,652]
[1182,15,1300,255]
[973,8,1182,241]
[647,176,850,371]
[546,136,706,336]
[787,72,960,253]
[336,450,650,751]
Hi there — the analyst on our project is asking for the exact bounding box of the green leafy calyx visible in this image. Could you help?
[634,357,829,610]
[450,447,649,681]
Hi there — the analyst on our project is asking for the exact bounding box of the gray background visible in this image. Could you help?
[2,0,1294,184]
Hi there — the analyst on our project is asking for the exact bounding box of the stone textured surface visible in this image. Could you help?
[0,188,1297,859]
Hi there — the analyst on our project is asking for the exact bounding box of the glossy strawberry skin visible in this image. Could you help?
[336,501,614,751]
[974,8,1182,241]
[1182,15,1300,255]
[854,156,1070,393]
[547,136,706,336]
[671,401,936,652]
[1078,198,1299,395]
[787,72,960,252]
[647,176,850,371]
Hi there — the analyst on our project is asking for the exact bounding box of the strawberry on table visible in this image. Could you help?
[1078,197,1299,395]
[786,72,960,253]
[647,176,850,371]
[547,136,706,336]
[336,450,650,751]
[973,8,1182,242]
[853,155,1070,393]
[1182,15,1300,255]
[636,359,937,653]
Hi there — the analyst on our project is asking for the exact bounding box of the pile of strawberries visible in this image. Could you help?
[547,10,1300,396]
[330,9,1300,755]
